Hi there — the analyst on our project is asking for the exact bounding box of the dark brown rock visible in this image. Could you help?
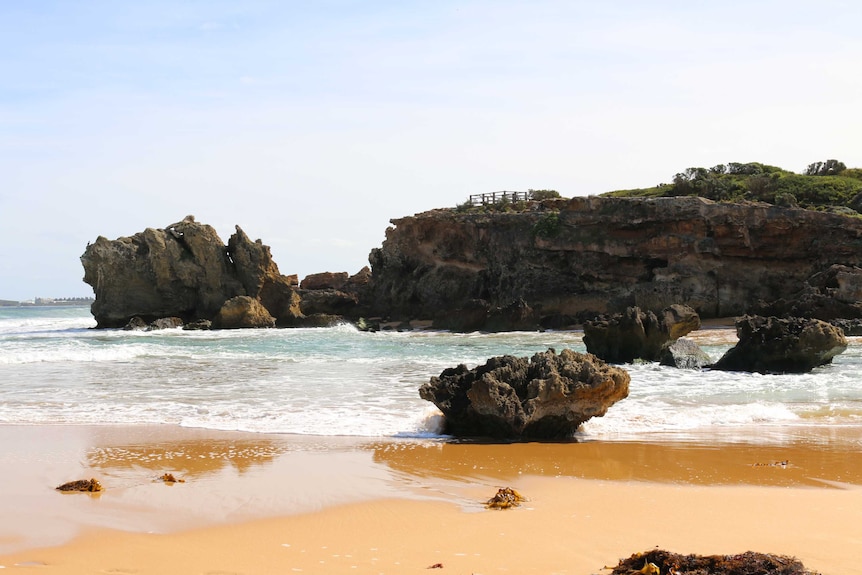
[182,319,212,331]
[712,315,847,373]
[123,317,149,331]
[610,549,819,575]
[148,317,184,330]
[298,289,358,316]
[752,264,862,321]
[365,197,862,328]
[582,305,701,363]
[419,348,630,439]
[300,272,349,290]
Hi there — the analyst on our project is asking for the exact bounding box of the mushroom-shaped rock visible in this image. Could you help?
[712,315,847,374]
[419,348,629,439]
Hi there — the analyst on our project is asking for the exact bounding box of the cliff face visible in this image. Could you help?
[366,196,862,326]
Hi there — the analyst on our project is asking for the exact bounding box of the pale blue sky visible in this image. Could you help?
[1,1,860,300]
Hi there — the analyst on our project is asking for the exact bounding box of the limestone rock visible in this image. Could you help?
[300,272,349,290]
[659,338,712,369]
[226,226,303,327]
[712,315,847,373]
[582,305,701,363]
[298,289,358,316]
[365,197,862,328]
[213,296,276,329]
[753,264,862,321]
[182,319,212,331]
[148,317,184,330]
[123,317,149,331]
[81,217,302,328]
[419,348,630,439]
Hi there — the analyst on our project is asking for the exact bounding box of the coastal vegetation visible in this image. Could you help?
[456,189,562,213]
[604,159,862,213]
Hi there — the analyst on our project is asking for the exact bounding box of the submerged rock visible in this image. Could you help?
[419,348,629,439]
[659,337,712,369]
[712,315,847,374]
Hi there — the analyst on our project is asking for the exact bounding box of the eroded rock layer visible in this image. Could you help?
[366,196,862,328]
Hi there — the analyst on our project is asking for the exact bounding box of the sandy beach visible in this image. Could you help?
[1,425,861,574]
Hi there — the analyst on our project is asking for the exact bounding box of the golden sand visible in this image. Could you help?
[1,424,861,574]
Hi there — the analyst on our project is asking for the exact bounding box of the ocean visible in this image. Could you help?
[2,306,862,444]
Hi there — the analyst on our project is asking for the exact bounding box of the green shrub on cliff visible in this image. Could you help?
[529,189,561,200]
[532,212,561,238]
[604,160,862,212]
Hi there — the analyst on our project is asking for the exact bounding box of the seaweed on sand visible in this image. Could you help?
[608,549,820,575]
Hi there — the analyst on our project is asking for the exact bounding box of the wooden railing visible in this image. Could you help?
[468,191,530,206]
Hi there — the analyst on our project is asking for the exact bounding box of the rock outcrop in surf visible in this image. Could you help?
[80,215,367,328]
[419,348,629,439]
[81,195,862,331]
[712,315,847,374]
[582,304,701,363]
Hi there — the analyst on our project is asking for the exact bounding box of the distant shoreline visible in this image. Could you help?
[0,299,93,308]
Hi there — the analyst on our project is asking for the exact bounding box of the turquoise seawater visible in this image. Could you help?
[2,306,862,442]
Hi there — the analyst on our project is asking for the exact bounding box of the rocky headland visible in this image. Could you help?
[365,196,862,329]
[81,196,862,331]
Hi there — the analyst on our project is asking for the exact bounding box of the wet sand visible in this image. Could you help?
[2,424,862,574]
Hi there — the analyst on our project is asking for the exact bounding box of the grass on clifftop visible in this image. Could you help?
[604,160,862,214]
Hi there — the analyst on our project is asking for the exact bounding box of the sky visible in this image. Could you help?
[1,1,860,301]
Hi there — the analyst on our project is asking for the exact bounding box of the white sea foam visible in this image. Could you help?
[2,307,862,439]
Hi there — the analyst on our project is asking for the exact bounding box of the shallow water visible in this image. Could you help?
[2,306,861,442]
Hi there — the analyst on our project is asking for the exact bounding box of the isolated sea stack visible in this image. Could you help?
[80,216,305,328]
[420,348,630,439]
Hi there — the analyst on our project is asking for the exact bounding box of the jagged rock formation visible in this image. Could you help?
[82,216,322,328]
[712,315,847,374]
[81,197,862,331]
[366,196,862,329]
[582,304,701,363]
[419,348,630,439]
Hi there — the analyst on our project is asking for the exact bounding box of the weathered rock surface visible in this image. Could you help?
[300,272,349,290]
[583,305,701,363]
[149,317,184,330]
[366,196,862,329]
[659,338,713,369]
[81,216,307,328]
[419,348,630,439]
[213,296,276,329]
[752,264,862,321]
[712,315,847,373]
